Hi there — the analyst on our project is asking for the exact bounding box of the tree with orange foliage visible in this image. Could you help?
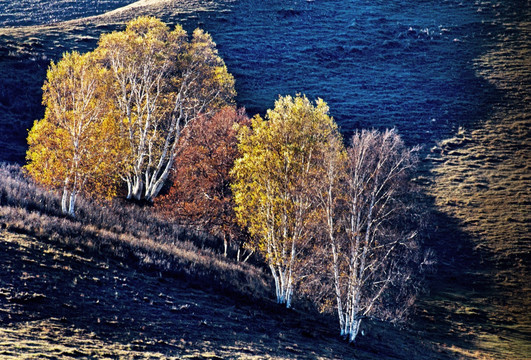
[156,107,250,259]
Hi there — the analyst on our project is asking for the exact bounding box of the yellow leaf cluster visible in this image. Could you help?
[231,94,343,265]
[25,51,127,200]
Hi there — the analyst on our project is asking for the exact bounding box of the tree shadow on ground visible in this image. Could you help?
[412,189,507,358]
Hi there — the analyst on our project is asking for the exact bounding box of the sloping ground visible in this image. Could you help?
[417,16,531,359]
[0,231,343,359]
[426,116,530,359]
[0,231,447,359]
[0,164,446,359]
[0,0,137,27]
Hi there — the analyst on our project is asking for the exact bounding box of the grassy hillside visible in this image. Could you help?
[0,0,137,27]
[0,230,350,359]
[421,28,531,357]
[0,0,529,358]
[0,164,450,359]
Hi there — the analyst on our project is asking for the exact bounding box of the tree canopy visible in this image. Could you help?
[26,16,235,215]
[231,94,343,307]
[25,51,124,216]
[156,107,250,258]
[96,16,236,201]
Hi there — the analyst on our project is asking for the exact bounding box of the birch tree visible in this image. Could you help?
[330,129,420,343]
[25,51,124,216]
[231,95,340,307]
[299,127,348,310]
[96,16,235,201]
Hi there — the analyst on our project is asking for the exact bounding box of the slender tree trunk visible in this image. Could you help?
[270,264,281,304]
[68,190,77,217]
[236,246,253,262]
[131,176,143,201]
[347,317,362,343]
[126,178,132,200]
[61,187,69,214]
[243,250,253,262]
[61,177,70,214]
[223,234,228,257]
[331,239,345,335]
[285,238,297,308]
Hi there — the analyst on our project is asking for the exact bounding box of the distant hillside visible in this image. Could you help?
[0,0,137,27]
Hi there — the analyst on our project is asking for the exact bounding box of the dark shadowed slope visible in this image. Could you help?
[1,231,360,359]
[0,164,448,359]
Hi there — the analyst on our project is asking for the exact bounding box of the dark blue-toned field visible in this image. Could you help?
[0,0,137,27]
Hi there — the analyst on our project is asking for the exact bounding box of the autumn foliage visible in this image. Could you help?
[156,107,250,258]
[96,17,235,201]
[25,17,235,215]
[25,51,125,216]
[24,16,427,346]
[231,95,344,307]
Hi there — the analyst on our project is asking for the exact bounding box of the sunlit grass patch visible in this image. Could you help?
[0,319,171,359]
[426,110,530,358]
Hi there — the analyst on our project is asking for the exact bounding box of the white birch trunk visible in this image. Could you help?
[131,177,143,201]
[347,318,362,343]
[61,187,69,214]
[126,178,132,200]
[68,190,77,217]
[223,234,228,258]
[269,263,295,307]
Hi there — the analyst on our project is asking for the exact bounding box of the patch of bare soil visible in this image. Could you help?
[0,231,446,359]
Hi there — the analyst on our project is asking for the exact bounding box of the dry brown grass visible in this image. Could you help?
[0,163,269,301]
[420,23,531,359]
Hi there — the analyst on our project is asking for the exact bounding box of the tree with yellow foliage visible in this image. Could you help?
[26,16,235,212]
[25,51,124,216]
[231,95,343,308]
[96,17,236,201]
